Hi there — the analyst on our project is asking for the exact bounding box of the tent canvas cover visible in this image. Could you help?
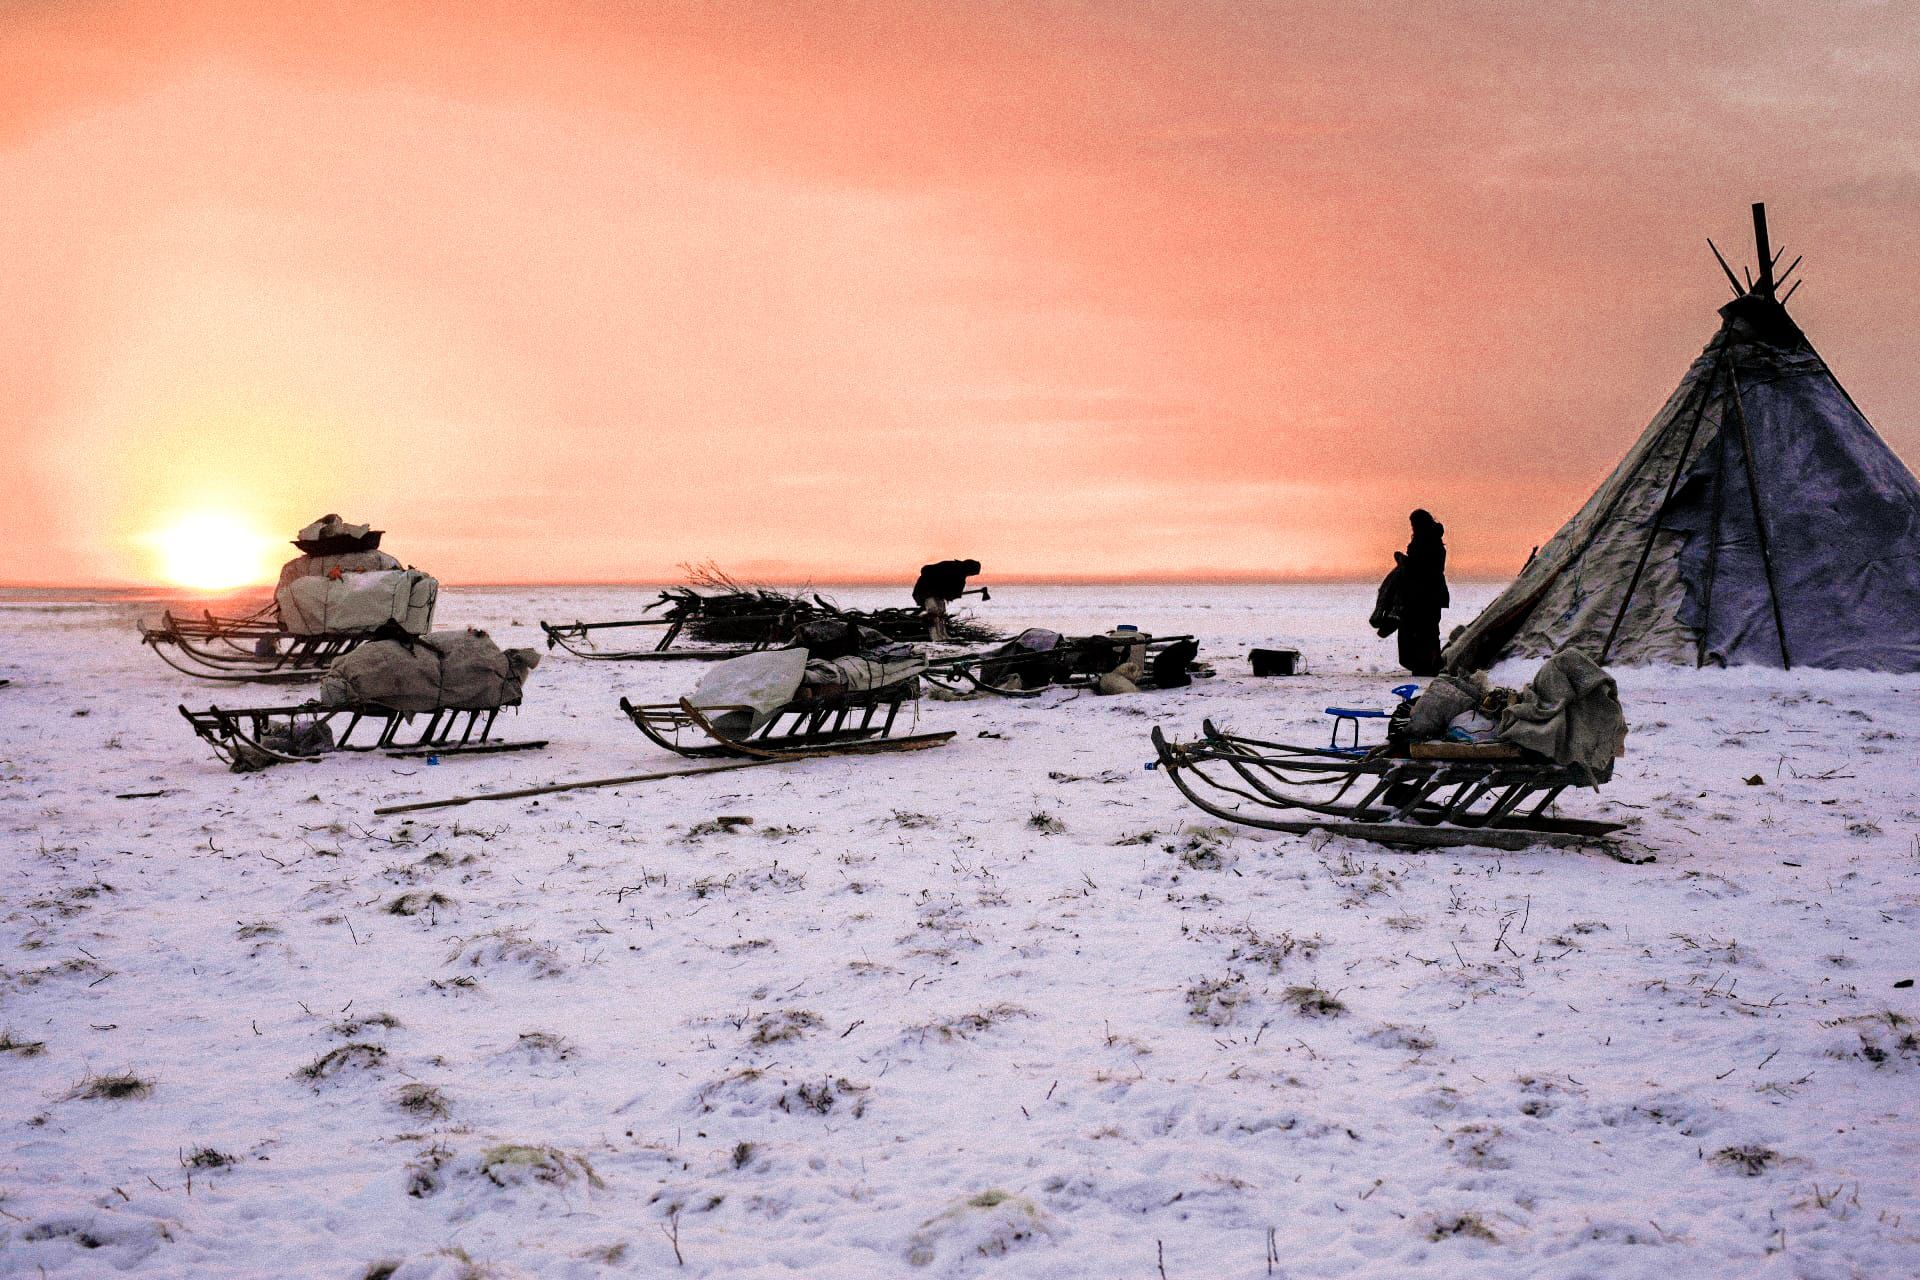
[1445,206,1920,674]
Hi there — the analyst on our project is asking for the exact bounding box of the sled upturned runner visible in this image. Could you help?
[141,605,370,683]
[1149,721,1625,851]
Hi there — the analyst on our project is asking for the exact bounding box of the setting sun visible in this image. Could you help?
[147,511,275,591]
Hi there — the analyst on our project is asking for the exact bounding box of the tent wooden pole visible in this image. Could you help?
[1599,377,1716,663]
[1752,203,1776,299]
[1724,364,1793,668]
[372,757,782,816]
[1707,238,1745,297]
[1696,358,1732,667]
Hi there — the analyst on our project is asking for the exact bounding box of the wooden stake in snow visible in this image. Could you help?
[372,758,781,816]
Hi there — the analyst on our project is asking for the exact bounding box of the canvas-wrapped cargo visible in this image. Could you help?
[277,569,438,637]
[277,549,401,590]
[293,514,385,556]
[319,629,540,713]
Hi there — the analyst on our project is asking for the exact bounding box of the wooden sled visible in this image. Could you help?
[140,605,369,683]
[619,684,954,760]
[539,590,801,662]
[180,701,547,770]
[1148,721,1627,852]
[924,633,1202,698]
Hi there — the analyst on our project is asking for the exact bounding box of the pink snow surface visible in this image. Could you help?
[1,584,1916,1278]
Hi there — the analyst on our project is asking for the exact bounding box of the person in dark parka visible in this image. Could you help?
[911,559,981,642]
[1392,510,1449,675]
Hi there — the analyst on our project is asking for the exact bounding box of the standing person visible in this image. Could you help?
[911,559,981,642]
[1393,510,1449,676]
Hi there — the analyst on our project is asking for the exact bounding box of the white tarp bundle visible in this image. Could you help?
[318,629,540,713]
[688,649,810,738]
[277,569,438,637]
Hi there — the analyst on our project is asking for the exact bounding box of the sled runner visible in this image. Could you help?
[180,701,546,770]
[1148,721,1625,851]
[140,605,370,683]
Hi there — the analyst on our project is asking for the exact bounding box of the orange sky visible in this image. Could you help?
[4,0,1918,587]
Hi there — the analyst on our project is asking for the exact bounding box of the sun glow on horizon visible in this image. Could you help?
[146,511,276,591]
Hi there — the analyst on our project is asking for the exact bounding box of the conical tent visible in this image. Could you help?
[1445,207,1920,674]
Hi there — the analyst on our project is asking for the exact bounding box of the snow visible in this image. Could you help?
[1,583,1917,1278]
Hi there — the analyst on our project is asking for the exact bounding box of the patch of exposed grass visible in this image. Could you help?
[1186,974,1248,1026]
[0,1029,47,1057]
[1283,984,1348,1018]
[1429,1213,1498,1242]
[395,1083,451,1119]
[749,1010,824,1046]
[331,1011,401,1037]
[182,1146,236,1170]
[910,1003,1031,1042]
[68,1071,153,1101]
[387,891,455,917]
[297,1042,387,1083]
[1713,1144,1779,1176]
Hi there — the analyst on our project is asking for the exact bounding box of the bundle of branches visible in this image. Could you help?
[834,605,1001,645]
[672,563,1000,646]
[663,564,817,645]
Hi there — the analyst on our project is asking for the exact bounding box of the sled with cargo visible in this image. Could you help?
[538,587,801,662]
[178,626,545,770]
[923,629,1204,698]
[1149,724,1624,851]
[619,647,953,759]
[140,516,437,684]
[1149,652,1635,853]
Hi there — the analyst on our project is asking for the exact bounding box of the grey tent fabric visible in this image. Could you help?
[1496,650,1628,785]
[1445,287,1920,673]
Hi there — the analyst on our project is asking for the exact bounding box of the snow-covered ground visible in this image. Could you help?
[1,583,1917,1279]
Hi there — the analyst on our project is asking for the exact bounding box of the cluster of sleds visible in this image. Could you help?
[140,515,1628,851]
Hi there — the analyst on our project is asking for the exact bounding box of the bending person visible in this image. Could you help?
[911,558,982,642]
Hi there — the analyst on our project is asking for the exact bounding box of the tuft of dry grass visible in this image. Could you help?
[1283,984,1348,1018]
[182,1146,236,1170]
[0,1029,47,1057]
[387,891,455,917]
[1429,1213,1498,1242]
[1713,1145,1779,1176]
[749,1010,824,1046]
[297,1043,388,1083]
[395,1083,451,1119]
[68,1071,153,1101]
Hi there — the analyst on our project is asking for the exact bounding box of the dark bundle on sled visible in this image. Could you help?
[539,563,996,661]
[925,629,1205,698]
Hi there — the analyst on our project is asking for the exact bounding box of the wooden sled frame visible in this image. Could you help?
[180,701,547,769]
[924,633,1200,698]
[539,590,800,662]
[140,605,369,683]
[1148,721,1624,851]
[618,683,953,759]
